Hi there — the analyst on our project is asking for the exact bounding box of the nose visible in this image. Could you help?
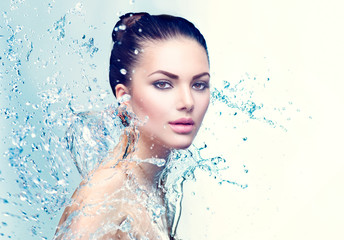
[177,86,194,112]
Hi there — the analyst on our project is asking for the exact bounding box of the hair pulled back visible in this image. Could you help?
[109,12,208,96]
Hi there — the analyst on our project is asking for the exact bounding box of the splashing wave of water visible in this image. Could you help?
[0,1,302,239]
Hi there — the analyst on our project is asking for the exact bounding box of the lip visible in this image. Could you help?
[168,118,195,134]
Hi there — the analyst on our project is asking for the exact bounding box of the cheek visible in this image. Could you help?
[196,94,210,118]
[131,93,171,124]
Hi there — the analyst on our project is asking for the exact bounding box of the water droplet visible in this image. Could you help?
[31,143,39,152]
[74,2,83,12]
[120,68,127,75]
[19,193,27,202]
[43,144,49,151]
[15,25,23,33]
[118,24,126,31]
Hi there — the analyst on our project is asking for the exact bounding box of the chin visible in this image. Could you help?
[165,139,193,150]
[151,134,196,152]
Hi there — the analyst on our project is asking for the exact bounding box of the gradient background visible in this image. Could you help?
[1,0,344,239]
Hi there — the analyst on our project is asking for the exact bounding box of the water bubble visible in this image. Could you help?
[118,24,126,31]
[74,2,83,12]
[43,144,49,151]
[19,193,27,202]
[120,68,127,75]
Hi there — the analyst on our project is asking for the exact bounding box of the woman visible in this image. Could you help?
[55,12,210,239]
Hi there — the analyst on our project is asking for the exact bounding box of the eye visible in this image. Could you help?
[153,81,173,89]
[192,81,209,91]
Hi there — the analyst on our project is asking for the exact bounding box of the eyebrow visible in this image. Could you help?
[192,72,210,80]
[148,70,210,80]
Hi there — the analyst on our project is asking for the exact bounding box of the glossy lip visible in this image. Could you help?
[168,118,195,134]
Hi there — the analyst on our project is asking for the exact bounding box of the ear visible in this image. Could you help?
[115,84,129,99]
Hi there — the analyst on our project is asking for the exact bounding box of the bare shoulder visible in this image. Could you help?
[55,164,168,239]
[71,167,127,205]
[56,167,131,238]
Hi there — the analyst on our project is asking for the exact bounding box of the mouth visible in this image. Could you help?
[168,118,195,134]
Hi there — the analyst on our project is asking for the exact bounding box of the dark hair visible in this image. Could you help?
[109,12,208,96]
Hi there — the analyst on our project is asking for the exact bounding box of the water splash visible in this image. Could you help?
[10,0,26,11]
[0,2,308,239]
[48,15,67,41]
[80,37,99,57]
[65,105,123,178]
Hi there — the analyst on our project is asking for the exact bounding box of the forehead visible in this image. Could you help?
[134,37,209,75]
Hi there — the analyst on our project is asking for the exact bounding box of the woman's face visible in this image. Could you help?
[127,37,210,153]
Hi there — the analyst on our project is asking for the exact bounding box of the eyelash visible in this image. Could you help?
[192,82,209,91]
[153,81,172,89]
[153,81,209,91]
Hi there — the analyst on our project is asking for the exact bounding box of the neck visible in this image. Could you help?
[134,161,164,187]
[104,131,170,187]
[127,133,170,186]
[132,132,171,160]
